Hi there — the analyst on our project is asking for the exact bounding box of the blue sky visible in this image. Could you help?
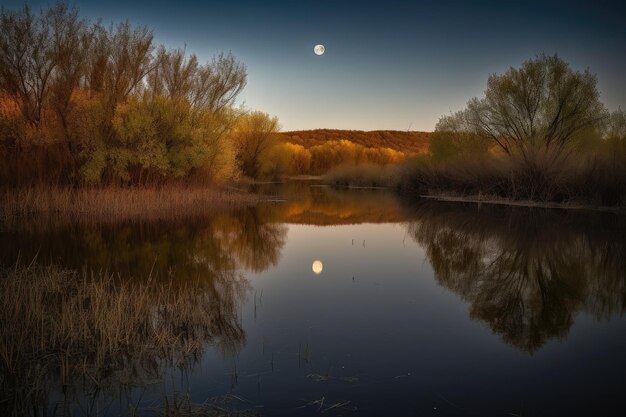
[4,0,626,131]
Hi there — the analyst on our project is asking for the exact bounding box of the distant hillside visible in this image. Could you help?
[279,129,431,154]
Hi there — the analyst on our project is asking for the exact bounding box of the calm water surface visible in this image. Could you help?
[2,183,626,416]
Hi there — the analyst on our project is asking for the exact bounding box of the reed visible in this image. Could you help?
[0,185,258,224]
[0,263,247,416]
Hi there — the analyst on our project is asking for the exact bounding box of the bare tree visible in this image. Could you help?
[99,21,156,107]
[149,47,199,100]
[195,52,246,112]
[0,4,55,126]
[85,21,110,94]
[47,3,92,139]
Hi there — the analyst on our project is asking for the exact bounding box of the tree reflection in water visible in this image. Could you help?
[407,201,626,352]
[2,187,625,415]
[0,207,287,417]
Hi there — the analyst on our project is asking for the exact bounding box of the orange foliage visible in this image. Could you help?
[282,143,311,175]
[0,95,21,120]
[280,129,431,154]
[307,140,405,174]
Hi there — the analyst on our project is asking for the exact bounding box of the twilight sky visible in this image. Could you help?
[4,0,626,131]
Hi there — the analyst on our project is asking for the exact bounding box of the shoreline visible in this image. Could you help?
[419,194,625,213]
[313,184,392,190]
[3,185,624,225]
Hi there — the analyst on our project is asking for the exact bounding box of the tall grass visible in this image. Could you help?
[0,263,248,416]
[0,185,258,224]
[401,151,626,207]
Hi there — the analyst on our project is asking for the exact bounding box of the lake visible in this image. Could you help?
[1,182,625,416]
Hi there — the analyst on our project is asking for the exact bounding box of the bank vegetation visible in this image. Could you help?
[326,55,626,207]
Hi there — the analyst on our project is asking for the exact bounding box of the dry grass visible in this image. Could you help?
[0,185,259,224]
[0,263,248,416]
[146,393,259,417]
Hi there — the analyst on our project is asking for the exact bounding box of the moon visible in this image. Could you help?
[314,44,325,56]
[312,260,323,274]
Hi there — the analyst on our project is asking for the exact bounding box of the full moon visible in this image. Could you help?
[314,44,325,56]
[312,260,323,274]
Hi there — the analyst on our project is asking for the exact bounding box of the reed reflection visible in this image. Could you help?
[407,202,626,352]
[3,186,626,415]
[0,207,288,417]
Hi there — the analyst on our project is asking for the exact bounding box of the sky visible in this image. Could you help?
[3,0,626,131]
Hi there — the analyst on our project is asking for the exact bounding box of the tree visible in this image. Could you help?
[47,2,92,134]
[602,108,626,160]
[0,1,249,186]
[101,21,156,109]
[450,54,607,157]
[604,109,625,142]
[430,112,491,162]
[149,47,199,100]
[0,4,56,126]
[232,111,279,178]
[283,142,311,174]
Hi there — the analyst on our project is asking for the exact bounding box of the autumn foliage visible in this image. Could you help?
[280,129,431,154]
[230,121,414,179]
[0,3,246,186]
[266,129,426,177]
[0,3,428,186]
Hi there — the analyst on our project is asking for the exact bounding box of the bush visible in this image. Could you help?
[323,164,403,188]
[400,150,626,206]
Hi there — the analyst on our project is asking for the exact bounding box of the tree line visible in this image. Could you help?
[0,2,250,186]
[0,2,415,187]
[234,123,407,178]
[280,129,430,154]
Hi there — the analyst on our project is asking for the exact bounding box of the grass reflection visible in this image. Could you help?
[0,264,249,416]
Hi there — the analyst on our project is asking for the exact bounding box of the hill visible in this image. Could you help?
[279,129,431,154]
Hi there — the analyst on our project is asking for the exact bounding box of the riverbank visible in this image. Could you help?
[418,193,626,213]
[320,153,626,210]
[0,185,260,224]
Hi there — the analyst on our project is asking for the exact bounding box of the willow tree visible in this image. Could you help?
[443,55,607,158]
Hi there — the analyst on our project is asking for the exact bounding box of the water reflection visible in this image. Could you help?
[407,201,626,352]
[1,266,249,417]
[252,181,413,225]
[2,191,625,356]
[312,259,324,274]
[1,186,626,415]
[1,207,287,282]
[0,207,288,416]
